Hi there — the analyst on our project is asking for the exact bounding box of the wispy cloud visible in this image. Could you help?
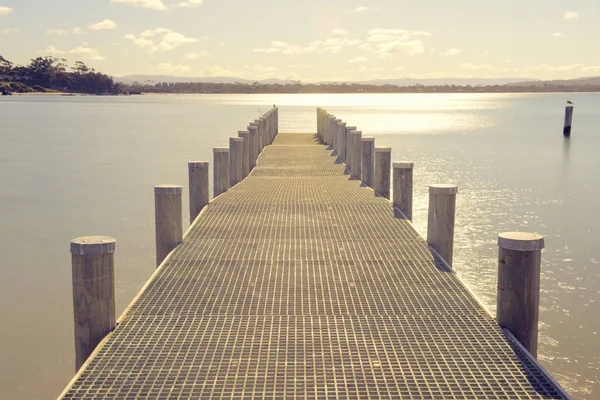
[564,11,579,20]
[73,27,85,35]
[125,28,197,53]
[1,28,19,34]
[151,62,191,73]
[514,64,600,73]
[89,19,117,31]
[44,45,106,60]
[552,32,564,37]
[349,56,367,63]
[332,28,349,35]
[46,29,69,36]
[348,6,368,13]
[0,6,12,16]
[111,0,204,10]
[362,29,429,57]
[442,48,463,56]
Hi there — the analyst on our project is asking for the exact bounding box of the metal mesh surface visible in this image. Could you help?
[60,133,567,399]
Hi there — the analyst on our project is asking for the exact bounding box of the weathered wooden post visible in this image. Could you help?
[213,148,230,197]
[70,236,116,371]
[254,119,263,152]
[328,115,335,147]
[344,126,356,168]
[349,130,362,179]
[274,107,278,138]
[188,161,209,224]
[427,184,458,266]
[229,137,244,187]
[238,131,250,178]
[154,185,183,266]
[249,123,259,166]
[393,162,414,221]
[374,147,391,198]
[338,121,347,161]
[317,108,322,143]
[496,232,544,358]
[563,104,574,137]
[361,137,375,187]
[334,119,342,155]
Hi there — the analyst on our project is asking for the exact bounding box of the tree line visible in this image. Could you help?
[0,56,121,94]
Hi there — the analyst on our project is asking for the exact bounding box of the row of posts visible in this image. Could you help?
[69,107,278,372]
[317,107,545,359]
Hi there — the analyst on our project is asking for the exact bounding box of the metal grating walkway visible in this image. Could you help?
[60,133,567,399]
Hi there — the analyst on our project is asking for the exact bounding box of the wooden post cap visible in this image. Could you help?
[498,232,545,251]
[349,130,362,135]
[213,148,229,153]
[394,161,414,168]
[346,126,357,130]
[361,137,375,142]
[375,147,392,153]
[230,137,244,143]
[238,130,249,135]
[188,161,208,168]
[250,122,258,126]
[154,185,182,194]
[429,184,458,195]
[335,119,342,122]
[70,236,116,255]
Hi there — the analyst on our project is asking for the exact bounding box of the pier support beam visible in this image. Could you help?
[393,162,414,221]
[374,147,391,198]
[349,131,362,179]
[229,137,244,187]
[238,131,250,178]
[497,232,544,358]
[213,148,230,197]
[70,236,116,372]
[154,185,183,266]
[361,137,375,187]
[427,184,458,267]
[188,161,209,224]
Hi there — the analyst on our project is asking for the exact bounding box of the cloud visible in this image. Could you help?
[348,6,368,13]
[151,62,191,73]
[111,0,204,10]
[254,41,316,54]
[1,28,19,34]
[459,63,493,71]
[125,28,197,53]
[514,64,600,73]
[349,56,367,63]
[89,19,117,31]
[46,29,69,35]
[43,45,105,60]
[442,48,463,56]
[332,28,349,35]
[363,29,428,57]
[73,27,85,35]
[552,32,564,37]
[564,11,579,20]
[182,51,209,59]
[0,6,12,16]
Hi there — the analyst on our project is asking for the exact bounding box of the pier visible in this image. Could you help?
[60,107,569,399]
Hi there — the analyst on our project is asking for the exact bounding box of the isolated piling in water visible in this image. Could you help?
[229,137,244,187]
[349,131,362,179]
[393,162,414,221]
[361,137,375,187]
[213,148,230,197]
[238,131,250,178]
[374,147,392,199]
[188,161,209,224]
[563,105,574,137]
[497,232,544,358]
[154,185,183,266]
[427,184,457,266]
[70,236,116,371]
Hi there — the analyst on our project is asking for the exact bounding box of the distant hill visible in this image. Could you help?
[510,76,600,87]
[115,75,538,87]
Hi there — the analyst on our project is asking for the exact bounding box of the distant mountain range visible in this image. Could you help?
[114,74,600,87]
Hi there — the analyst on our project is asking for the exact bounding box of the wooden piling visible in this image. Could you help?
[349,131,362,179]
[70,236,116,371]
[344,126,356,168]
[229,137,244,187]
[339,122,347,161]
[393,162,414,221]
[154,185,183,267]
[374,147,392,199]
[563,105,574,137]
[427,184,458,267]
[238,131,250,178]
[248,125,259,170]
[497,232,544,358]
[188,161,209,224]
[334,119,342,155]
[361,137,375,187]
[213,148,230,197]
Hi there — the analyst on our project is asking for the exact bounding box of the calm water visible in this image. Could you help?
[0,93,598,399]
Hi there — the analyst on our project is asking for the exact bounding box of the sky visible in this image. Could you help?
[0,0,599,82]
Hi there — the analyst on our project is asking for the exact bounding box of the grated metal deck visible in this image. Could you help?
[60,133,567,399]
